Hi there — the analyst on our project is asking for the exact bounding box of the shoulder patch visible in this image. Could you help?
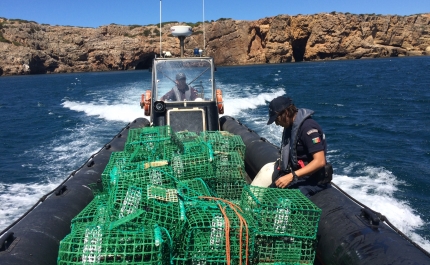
[307,129,318,135]
[312,137,321,144]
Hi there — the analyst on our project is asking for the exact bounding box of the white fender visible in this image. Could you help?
[251,161,276,187]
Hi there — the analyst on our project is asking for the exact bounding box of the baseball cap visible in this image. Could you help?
[176,73,186,80]
[267,96,293,125]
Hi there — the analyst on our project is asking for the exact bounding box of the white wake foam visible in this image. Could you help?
[0,182,59,230]
[222,89,285,117]
[62,101,147,123]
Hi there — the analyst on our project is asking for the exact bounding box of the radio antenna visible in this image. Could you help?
[203,0,205,55]
[159,0,162,57]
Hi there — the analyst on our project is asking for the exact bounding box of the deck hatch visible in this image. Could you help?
[167,108,206,133]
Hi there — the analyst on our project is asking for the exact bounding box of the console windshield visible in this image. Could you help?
[154,58,214,102]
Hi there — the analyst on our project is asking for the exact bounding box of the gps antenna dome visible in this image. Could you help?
[170,26,193,57]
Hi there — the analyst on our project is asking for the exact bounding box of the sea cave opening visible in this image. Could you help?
[135,55,155,70]
[292,37,309,62]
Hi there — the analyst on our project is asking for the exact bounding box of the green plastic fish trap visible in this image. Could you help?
[125,126,175,160]
[176,178,213,201]
[202,151,247,203]
[173,200,255,265]
[171,151,215,181]
[252,235,317,265]
[126,125,173,143]
[200,131,246,159]
[240,186,322,239]
[110,161,146,175]
[101,151,169,192]
[113,159,172,176]
[127,138,178,162]
[108,164,176,194]
[101,151,132,192]
[200,131,228,147]
[108,184,184,236]
[228,135,246,159]
[58,224,171,265]
[111,185,144,220]
[86,182,104,197]
[136,193,185,238]
[212,151,246,184]
[206,178,247,204]
[173,131,202,145]
[181,141,212,155]
[71,193,110,228]
[105,151,132,169]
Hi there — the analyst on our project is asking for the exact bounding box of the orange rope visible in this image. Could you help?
[229,203,250,265]
[218,204,231,265]
[199,196,250,265]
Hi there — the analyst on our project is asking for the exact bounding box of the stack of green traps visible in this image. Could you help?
[173,200,256,265]
[58,224,171,264]
[57,125,321,265]
[240,185,322,264]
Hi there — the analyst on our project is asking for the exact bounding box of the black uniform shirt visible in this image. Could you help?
[296,118,326,163]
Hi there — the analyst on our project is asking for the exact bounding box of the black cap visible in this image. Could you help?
[176,73,186,80]
[267,96,293,125]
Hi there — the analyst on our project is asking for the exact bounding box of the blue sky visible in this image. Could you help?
[1,0,428,28]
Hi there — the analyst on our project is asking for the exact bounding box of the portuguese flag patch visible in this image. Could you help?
[312,137,321,144]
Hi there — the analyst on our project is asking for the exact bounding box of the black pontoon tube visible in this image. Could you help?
[0,118,150,265]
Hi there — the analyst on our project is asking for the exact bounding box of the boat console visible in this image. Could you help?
[141,57,222,133]
[140,28,223,134]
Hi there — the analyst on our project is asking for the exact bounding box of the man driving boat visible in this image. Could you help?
[160,73,198,101]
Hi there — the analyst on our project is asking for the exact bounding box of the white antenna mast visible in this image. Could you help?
[203,0,205,55]
[159,0,162,57]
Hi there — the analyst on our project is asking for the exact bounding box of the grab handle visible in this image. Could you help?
[0,231,15,252]
[360,208,380,226]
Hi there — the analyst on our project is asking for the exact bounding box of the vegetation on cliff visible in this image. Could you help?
[0,13,429,76]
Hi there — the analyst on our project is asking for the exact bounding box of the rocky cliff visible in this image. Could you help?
[0,13,429,76]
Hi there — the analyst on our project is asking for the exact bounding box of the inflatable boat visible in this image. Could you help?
[1,26,430,265]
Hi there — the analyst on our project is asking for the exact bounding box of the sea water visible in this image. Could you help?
[0,56,429,251]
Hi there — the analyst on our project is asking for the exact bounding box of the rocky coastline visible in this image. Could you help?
[0,13,429,76]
